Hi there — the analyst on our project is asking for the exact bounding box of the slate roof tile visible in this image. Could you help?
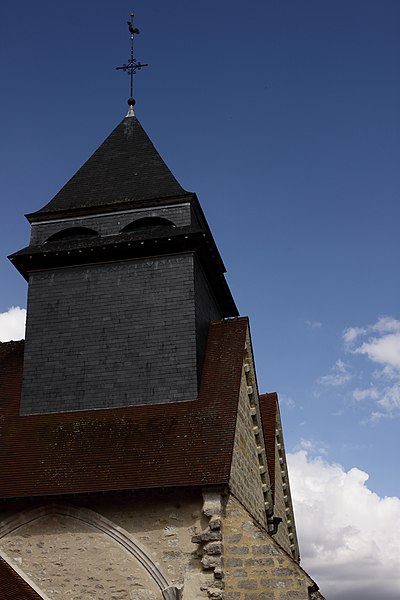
[30,116,187,217]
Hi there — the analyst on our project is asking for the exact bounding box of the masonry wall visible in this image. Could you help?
[271,440,293,555]
[2,514,161,599]
[21,253,200,414]
[223,494,321,600]
[0,490,209,600]
[272,407,300,561]
[0,490,324,600]
[229,370,268,529]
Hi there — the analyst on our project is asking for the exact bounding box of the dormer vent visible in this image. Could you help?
[45,227,99,243]
[121,217,176,232]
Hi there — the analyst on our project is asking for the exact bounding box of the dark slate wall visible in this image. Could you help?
[20,254,199,414]
[30,204,192,245]
[194,260,223,380]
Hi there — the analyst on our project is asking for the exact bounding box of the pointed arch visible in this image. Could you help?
[0,504,182,600]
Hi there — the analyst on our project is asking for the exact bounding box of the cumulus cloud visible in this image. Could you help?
[345,316,400,371]
[317,359,351,387]
[355,334,400,370]
[287,448,400,600]
[343,326,366,345]
[371,316,400,335]
[294,437,328,456]
[0,307,26,342]
[343,316,400,418]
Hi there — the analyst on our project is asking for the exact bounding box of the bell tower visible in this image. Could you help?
[10,14,237,414]
[10,115,237,415]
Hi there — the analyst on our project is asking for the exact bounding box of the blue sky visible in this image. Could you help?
[1,2,399,598]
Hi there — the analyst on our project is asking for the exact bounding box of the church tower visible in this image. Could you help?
[10,114,237,415]
[0,13,325,600]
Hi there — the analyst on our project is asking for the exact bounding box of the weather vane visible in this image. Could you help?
[116,12,148,115]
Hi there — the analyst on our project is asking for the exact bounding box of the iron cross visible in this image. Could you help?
[116,13,148,109]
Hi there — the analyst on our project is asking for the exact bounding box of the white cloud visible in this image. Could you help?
[342,316,400,350]
[343,317,400,370]
[294,437,328,456]
[288,448,400,600]
[353,387,379,402]
[371,316,400,335]
[343,326,366,345]
[0,307,26,342]
[317,359,351,387]
[366,411,388,424]
[355,333,400,370]
[378,381,400,412]
[305,319,322,329]
[341,317,400,419]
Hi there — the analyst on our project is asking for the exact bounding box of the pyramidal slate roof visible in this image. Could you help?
[31,116,188,219]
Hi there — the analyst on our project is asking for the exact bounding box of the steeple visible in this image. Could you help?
[10,12,238,416]
[29,116,188,219]
[26,12,178,222]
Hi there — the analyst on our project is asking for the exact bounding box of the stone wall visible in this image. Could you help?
[0,490,323,600]
[229,370,268,529]
[271,435,292,555]
[1,513,161,599]
[271,411,299,560]
[229,328,276,532]
[223,495,321,600]
[0,489,209,600]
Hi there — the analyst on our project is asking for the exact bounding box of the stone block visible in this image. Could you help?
[204,542,222,556]
[226,558,243,568]
[237,579,258,589]
[244,593,274,600]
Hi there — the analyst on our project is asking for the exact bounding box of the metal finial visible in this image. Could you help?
[116,12,148,116]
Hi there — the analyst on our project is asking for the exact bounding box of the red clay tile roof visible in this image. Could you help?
[0,340,24,417]
[0,319,247,498]
[0,556,42,600]
[259,392,278,502]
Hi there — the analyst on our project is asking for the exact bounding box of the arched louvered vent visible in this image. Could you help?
[121,217,176,232]
[45,227,99,242]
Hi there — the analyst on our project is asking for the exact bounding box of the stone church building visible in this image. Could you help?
[0,27,325,600]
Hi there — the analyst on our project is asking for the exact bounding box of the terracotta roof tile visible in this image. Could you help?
[259,392,278,502]
[0,341,24,416]
[0,319,248,498]
[0,556,42,600]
